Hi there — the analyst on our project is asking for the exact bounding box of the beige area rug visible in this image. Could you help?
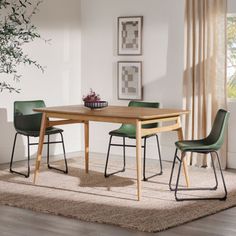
[1,154,236,233]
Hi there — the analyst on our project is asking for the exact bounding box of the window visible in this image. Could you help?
[227,15,236,98]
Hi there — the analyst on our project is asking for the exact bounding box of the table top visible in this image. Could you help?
[34,105,188,120]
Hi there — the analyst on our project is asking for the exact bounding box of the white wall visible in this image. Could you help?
[2,0,233,168]
[80,0,185,161]
[227,0,236,168]
[228,0,236,14]
[227,101,236,168]
[0,0,82,163]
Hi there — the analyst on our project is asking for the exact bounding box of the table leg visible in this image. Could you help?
[136,120,142,201]
[177,127,190,187]
[84,121,89,173]
[33,113,47,184]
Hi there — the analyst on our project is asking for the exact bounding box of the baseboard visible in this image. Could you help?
[227,152,236,169]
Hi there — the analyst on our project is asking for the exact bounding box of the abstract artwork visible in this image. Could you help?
[117,16,143,55]
[118,61,142,100]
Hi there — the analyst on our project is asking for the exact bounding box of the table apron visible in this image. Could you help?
[44,112,137,125]
[44,112,182,136]
[140,116,181,136]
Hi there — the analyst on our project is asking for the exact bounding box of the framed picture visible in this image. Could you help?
[118,61,142,100]
[117,16,143,55]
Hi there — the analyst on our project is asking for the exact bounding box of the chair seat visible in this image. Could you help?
[175,139,218,152]
[16,127,63,137]
[109,125,153,139]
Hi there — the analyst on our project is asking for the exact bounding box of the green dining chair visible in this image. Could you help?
[104,101,162,181]
[10,100,68,178]
[169,109,229,201]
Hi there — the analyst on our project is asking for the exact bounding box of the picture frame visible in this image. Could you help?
[117,61,142,100]
[117,16,143,55]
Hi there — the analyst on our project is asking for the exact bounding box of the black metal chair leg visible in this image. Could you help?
[104,135,112,177]
[156,135,163,174]
[104,135,126,178]
[143,137,147,181]
[210,152,218,190]
[10,133,18,173]
[169,148,178,191]
[143,135,163,181]
[174,154,183,201]
[174,151,227,201]
[47,135,50,167]
[47,133,68,174]
[26,136,30,178]
[123,137,126,172]
[214,151,227,200]
[61,132,68,174]
[9,133,30,178]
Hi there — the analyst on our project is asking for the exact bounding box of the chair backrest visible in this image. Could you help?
[119,101,160,131]
[205,109,230,150]
[14,100,45,132]
[129,101,160,129]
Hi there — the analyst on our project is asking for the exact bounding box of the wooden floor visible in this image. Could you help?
[0,204,236,236]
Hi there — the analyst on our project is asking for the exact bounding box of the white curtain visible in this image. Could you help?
[183,0,228,168]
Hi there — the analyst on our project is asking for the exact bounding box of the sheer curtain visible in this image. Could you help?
[183,0,228,168]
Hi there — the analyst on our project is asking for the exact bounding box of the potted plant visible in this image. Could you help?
[83,89,108,109]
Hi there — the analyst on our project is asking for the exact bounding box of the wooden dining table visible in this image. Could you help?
[33,105,189,201]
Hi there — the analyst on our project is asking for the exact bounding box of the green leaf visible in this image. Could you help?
[0,0,46,93]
